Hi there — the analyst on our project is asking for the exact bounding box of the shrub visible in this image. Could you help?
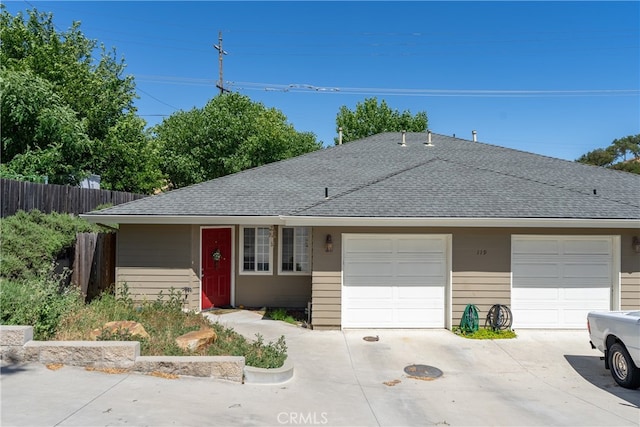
[0,270,83,340]
[0,210,105,281]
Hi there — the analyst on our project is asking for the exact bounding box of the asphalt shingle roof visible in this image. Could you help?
[87,133,640,220]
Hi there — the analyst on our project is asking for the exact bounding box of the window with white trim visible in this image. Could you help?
[279,227,310,274]
[241,226,272,274]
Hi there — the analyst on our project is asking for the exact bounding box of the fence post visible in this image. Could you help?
[72,233,97,299]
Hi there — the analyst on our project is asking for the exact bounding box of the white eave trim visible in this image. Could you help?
[279,216,640,229]
[80,214,640,229]
[80,214,284,225]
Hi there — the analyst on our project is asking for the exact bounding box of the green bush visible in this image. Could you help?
[0,210,105,281]
[206,324,287,368]
[0,272,83,340]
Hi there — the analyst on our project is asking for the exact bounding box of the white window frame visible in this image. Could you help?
[240,226,273,275]
[278,226,311,276]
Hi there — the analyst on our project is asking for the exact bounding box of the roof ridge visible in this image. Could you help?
[290,157,441,215]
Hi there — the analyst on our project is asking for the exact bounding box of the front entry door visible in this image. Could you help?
[201,228,232,309]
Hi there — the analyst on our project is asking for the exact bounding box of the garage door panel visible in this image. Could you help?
[345,261,394,283]
[516,309,561,328]
[563,239,611,255]
[345,286,394,301]
[345,237,393,253]
[397,238,445,254]
[513,287,560,302]
[513,262,561,279]
[397,286,443,300]
[512,239,560,255]
[396,261,444,284]
[346,309,394,326]
[562,287,609,302]
[512,236,613,329]
[563,263,611,281]
[396,309,444,327]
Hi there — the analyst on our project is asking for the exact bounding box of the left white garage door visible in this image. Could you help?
[342,234,448,328]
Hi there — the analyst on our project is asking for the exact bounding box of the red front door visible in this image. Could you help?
[201,227,232,309]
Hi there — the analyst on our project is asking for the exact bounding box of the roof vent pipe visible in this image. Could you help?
[426,130,433,146]
[401,130,406,147]
[472,130,477,142]
[338,127,343,145]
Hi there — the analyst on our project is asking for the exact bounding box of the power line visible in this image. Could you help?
[228,82,640,98]
[137,88,181,110]
[133,75,639,97]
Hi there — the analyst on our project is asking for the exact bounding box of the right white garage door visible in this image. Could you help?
[511,236,614,329]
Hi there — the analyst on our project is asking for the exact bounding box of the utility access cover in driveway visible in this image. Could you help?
[404,364,443,380]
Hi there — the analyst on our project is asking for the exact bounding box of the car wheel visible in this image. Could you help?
[608,342,640,389]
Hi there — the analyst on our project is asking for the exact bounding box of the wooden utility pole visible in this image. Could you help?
[214,31,229,94]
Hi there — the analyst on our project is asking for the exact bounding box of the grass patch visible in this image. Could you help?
[264,307,307,326]
[55,286,287,368]
[453,327,517,340]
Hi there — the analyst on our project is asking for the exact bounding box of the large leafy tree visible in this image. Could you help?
[0,69,91,183]
[577,134,640,174]
[335,97,428,144]
[154,92,323,188]
[0,7,162,192]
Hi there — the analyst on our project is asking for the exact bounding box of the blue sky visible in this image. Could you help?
[4,1,639,160]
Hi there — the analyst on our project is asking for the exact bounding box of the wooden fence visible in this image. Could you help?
[71,232,116,301]
[1,178,146,217]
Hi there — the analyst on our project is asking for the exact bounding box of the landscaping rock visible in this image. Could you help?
[175,329,217,352]
[91,321,150,341]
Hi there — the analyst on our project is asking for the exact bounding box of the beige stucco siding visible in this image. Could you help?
[116,224,199,308]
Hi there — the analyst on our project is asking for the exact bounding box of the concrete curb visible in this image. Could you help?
[1,323,294,384]
[0,325,246,383]
[244,357,294,384]
[135,355,244,382]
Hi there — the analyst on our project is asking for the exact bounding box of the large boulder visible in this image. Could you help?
[175,329,217,352]
[91,321,150,341]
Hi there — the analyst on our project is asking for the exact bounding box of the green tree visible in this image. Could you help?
[0,7,135,142]
[0,69,91,184]
[576,147,616,167]
[577,134,640,174]
[334,97,428,144]
[0,6,161,192]
[154,93,322,188]
[89,114,164,194]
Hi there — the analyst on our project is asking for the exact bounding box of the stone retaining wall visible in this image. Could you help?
[0,326,245,383]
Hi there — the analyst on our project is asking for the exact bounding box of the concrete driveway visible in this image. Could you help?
[2,310,638,426]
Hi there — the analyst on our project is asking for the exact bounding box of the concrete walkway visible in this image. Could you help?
[2,310,639,426]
